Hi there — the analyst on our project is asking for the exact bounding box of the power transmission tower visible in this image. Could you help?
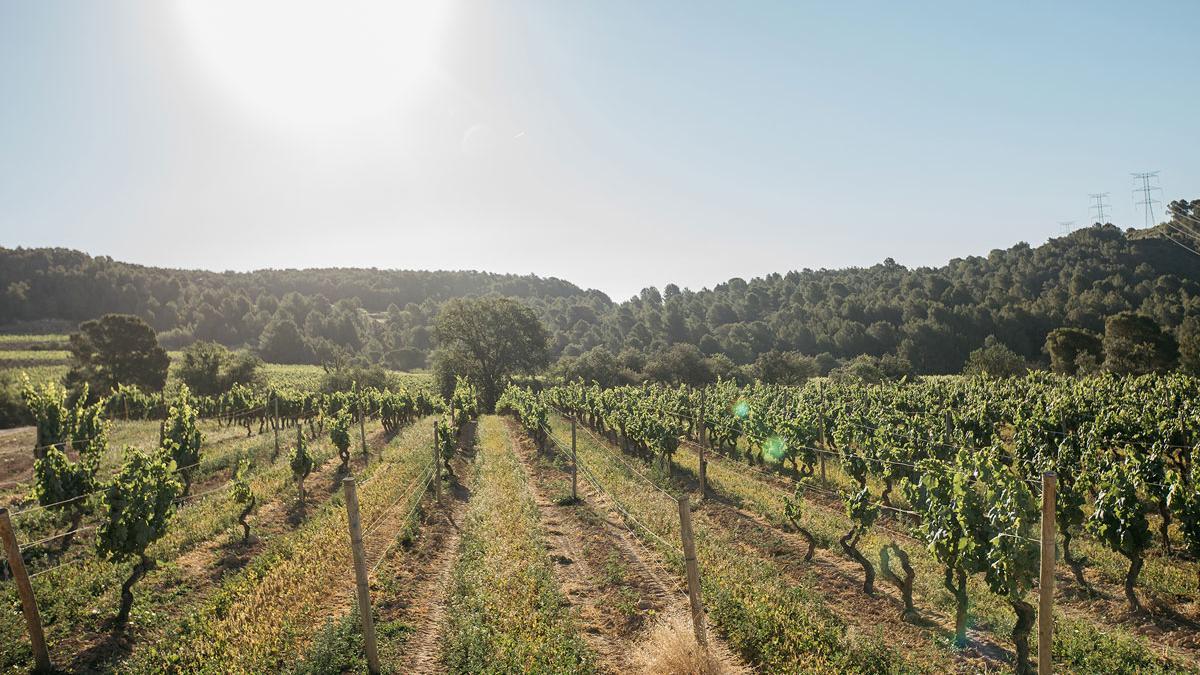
[1058,220,1076,237]
[1131,171,1162,228]
[1089,193,1111,224]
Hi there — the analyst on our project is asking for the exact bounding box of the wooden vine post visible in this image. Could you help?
[677,495,707,647]
[817,387,828,484]
[342,477,381,674]
[570,417,578,502]
[697,389,707,499]
[0,508,51,672]
[356,383,368,458]
[1039,472,1057,675]
[432,420,441,500]
[272,396,280,460]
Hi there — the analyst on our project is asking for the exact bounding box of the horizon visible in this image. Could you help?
[2,1,1198,301]
[5,223,1102,303]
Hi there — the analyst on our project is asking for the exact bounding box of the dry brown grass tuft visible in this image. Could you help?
[633,611,731,675]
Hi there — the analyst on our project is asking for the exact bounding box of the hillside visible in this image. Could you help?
[4,215,1200,373]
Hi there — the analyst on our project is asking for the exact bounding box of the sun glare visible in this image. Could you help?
[174,1,450,136]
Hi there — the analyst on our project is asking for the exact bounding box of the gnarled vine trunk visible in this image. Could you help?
[944,567,969,646]
[58,507,86,557]
[880,543,917,620]
[116,555,156,628]
[785,514,816,561]
[1061,528,1089,589]
[1157,502,1172,553]
[1010,598,1036,675]
[840,530,874,595]
[880,478,894,508]
[239,494,256,543]
[1123,553,1144,613]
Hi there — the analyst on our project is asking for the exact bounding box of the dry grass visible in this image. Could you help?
[633,611,731,675]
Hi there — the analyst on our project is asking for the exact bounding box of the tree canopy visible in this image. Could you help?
[431,297,550,410]
[6,216,1200,376]
[64,314,170,393]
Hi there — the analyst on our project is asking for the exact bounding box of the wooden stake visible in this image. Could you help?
[342,478,381,675]
[432,420,441,501]
[817,405,828,484]
[697,390,707,499]
[677,495,707,647]
[0,508,51,672]
[1039,472,1057,675]
[357,384,368,458]
[273,397,280,460]
[571,417,578,502]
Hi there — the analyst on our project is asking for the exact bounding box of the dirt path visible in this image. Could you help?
[390,425,475,675]
[511,419,749,674]
[508,424,643,673]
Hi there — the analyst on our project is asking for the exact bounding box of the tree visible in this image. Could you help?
[553,346,624,388]
[753,350,817,384]
[97,446,182,627]
[643,343,712,386]
[1044,327,1103,375]
[962,335,1027,377]
[259,317,313,364]
[177,341,265,396]
[431,297,550,411]
[1102,312,1178,375]
[65,314,169,394]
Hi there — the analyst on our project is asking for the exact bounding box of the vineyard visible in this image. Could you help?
[507,375,1200,674]
[2,371,1199,673]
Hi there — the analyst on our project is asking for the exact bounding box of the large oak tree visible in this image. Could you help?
[431,297,549,411]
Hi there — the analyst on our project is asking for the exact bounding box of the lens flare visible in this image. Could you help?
[763,435,787,463]
[733,399,750,418]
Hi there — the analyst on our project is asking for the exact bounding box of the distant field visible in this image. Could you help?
[0,345,69,362]
[0,333,72,377]
[0,333,69,349]
[0,333,429,398]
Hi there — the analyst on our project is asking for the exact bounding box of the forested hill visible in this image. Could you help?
[3,212,1200,374]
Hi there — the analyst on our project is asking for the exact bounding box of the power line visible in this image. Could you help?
[1089,192,1111,224]
[1162,224,1200,260]
[1131,171,1162,228]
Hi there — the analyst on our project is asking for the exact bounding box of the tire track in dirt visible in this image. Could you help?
[507,423,641,673]
[515,419,750,674]
[391,426,475,675]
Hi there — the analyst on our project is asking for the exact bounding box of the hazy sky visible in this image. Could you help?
[2,1,1197,301]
